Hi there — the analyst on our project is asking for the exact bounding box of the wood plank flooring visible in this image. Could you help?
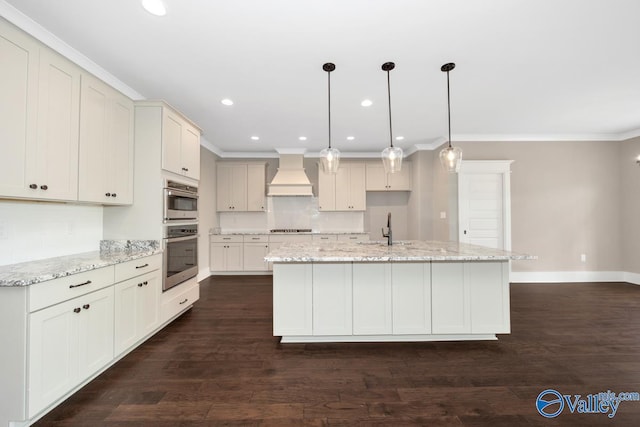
[34,277,640,426]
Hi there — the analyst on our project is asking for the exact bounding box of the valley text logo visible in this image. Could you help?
[536,389,640,419]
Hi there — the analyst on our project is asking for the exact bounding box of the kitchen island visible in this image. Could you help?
[265,240,534,343]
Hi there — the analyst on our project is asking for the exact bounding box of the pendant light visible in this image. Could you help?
[381,62,403,173]
[439,62,462,173]
[319,63,340,174]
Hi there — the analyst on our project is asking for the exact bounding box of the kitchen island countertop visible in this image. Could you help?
[265,240,535,263]
[0,240,161,287]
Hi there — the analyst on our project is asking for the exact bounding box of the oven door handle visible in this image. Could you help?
[166,188,198,199]
[165,235,199,243]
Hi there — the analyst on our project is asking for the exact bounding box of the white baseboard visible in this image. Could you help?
[510,270,627,283]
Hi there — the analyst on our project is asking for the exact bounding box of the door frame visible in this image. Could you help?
[458,160,513,250]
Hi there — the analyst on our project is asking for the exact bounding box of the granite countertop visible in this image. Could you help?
[210,231,370,236]
[264,240,536,263]
[0,240,161,287]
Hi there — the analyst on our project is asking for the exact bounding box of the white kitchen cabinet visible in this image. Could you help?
[365,161,412,191]
[318,162,366,211]
[0,22,80,202]
[431,262,471,334]
[272,263,313,336]
[210,235,244,271]
[312,263,353,335]
[114,271,160,356]
[312,234,337,242]
[217,162,266,212]
[392,263,431,334]
[468,261,510,334]
[243,235,270,271]
[162,107,201,180]
[28,286,114,418]
[337,233,369,242]
[161,277,200,323]
[352,263,392,335]
[78,73,134,204]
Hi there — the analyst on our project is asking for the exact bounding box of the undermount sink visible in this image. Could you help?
[357,240,413,246]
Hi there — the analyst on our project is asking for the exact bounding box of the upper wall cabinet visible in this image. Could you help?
[217,162,266,212]
[318,162,366,211]
[162,107,201,180]
[366,162,412,191]
[78,74,134,205]
[0,21,80,201]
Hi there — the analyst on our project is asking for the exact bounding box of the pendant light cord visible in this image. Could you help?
[386,69,394,148]
[446,69,452,149]
[327,69,332,149]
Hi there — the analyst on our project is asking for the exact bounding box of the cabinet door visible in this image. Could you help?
[138,272,161,338]
[317,167,335,211]
[312,263,352,335]
[431,262,471,334]
[334,166,350,211]
[210,243,226,271]
[181,124,200,180]
[365,163,388,191]
[348,163,366,210]
[272,263,312,336]
[392,263,431,334]
[77,287,114,379]
[230,164,248,211]
[78,74,109,203]
[114,276,139,355]
[28,298,79,417]
[107,93,134,204]
[216,164,233,212]
[247,164,265,211]
[388,162,411,191]
[34,49,80,201]
[468,262,510,334]
[353,263,392,335]
[243,243,269,271]
[162,110,183,176]
[225,243,244,271]
[0,22,39,199]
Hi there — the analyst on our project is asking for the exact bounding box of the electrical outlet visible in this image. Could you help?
[440,211,447,219]
[580,253,587,263]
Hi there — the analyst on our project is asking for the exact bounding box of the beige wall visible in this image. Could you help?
[450,141,622,273]
[621,136,640,274]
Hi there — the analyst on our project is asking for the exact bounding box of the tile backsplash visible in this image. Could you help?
[219,196,364,232]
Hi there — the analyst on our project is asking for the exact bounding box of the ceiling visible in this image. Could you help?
[4,0,640,156]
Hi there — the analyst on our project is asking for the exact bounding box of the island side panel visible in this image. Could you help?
[431,262,471,334]
[312,263,353,335]
[272,263,312,336]
[468,261,510,333]
[352,263,392,335]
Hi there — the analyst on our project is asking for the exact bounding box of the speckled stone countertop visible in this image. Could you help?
[0,240,161,287]
[265,240,535,263]
[210,231,369,236]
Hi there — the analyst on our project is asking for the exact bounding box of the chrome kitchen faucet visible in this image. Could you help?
[382,212,393,246]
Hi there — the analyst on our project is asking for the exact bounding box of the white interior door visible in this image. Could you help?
[458,161,512,250]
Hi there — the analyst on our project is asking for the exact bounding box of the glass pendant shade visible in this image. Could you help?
[439,145,462,173]
[319,147,340,174]
[381,146,403,174]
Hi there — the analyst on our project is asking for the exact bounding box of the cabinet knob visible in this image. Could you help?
[111,193,117,197]
[73,307,81,313]
[40,184,48,190]
[83,304,90,310]
[29,184,37,189]
[105,192,111,197]
[143,281,148,286]
[138,282,144,287]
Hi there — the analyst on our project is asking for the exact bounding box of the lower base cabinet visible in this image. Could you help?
[28,286,114,418]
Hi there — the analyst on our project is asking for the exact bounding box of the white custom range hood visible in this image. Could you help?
[267,153,313,196]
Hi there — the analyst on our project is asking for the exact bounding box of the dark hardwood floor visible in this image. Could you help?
[34,277,640,426]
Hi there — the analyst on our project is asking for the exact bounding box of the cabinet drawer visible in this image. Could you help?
[338,234,369,242]
[29,267,114,313]
[312,234,337,242]
[114,254,161,283]
[211,235,243,243]
[269,234,312,243]
[243,235,269,243]
[162,280,199,322]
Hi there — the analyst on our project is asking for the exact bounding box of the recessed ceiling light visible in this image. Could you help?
[346,136,355,141]
[221,98,234,106]
[141,0,166,16]
[361,99,373,107]
[251,136,260,141]
[395,136,405,141]
[299,136,307,141]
